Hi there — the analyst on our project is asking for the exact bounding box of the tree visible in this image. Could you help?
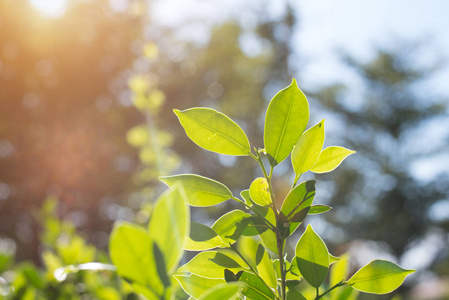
[311,44,449,265]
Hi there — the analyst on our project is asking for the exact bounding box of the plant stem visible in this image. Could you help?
[314,281,345,300]
[276,230,286,300]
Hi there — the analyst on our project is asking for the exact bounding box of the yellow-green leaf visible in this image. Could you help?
[174,107,250,156]
[295,224,329,288]
[249,177,272,206]
[159,174,233,207]
[212,210,252,245]
[264,78,309,166]
[291,119,325,175]
[310,146,355,173]
[346,260,414,294]
[184,222,226,251]
[255,244,278,290]
[178,251,244,279]
[174,274,225,299]
[148,187,189,274]
[198,282,243,300]
[109,222,163,295]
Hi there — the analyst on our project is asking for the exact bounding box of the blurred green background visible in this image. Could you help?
[0,0,448,298]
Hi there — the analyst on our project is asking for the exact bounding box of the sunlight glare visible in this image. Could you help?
[30,0,67,18]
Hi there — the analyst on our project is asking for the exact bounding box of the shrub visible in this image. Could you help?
[110,79,414,299]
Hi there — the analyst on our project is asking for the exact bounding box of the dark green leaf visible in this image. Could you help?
[239,271,275,300]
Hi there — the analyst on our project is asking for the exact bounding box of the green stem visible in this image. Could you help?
[315,281,345,300]
[276,230,286,300]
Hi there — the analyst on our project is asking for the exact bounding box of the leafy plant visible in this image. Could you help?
[110,79,414,299]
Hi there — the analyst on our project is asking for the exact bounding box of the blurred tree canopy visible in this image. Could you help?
[312,45,449,271]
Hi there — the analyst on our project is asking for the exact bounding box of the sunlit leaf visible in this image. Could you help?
[184,222,226,251]
[240,189,252,206]
[241,216,269,236]
[249,177,272,206]
[308,204,332,215]
[178,251,244,279]
[286,286,306,300]
[159,174,233,207]
[291,119,325,175]
[264,78,309,166]
[330,253,350,299]
[174,274,225,299]
[238,271,275,300]
[174,107,251,156]
[148,187,189,273]
[346,260,414,294]
[212,210,252,245]
[255,244,278,290]
[310,146,355,173]
[198,282,243,300]
[295,224,329,288]
[109,222,163,295]
[259,229,279,253]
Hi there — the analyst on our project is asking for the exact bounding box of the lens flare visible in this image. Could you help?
[29,0,67,17]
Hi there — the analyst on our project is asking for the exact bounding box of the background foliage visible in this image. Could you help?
[0,0,448,299]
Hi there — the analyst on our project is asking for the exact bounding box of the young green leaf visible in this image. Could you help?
[346,260,414,294]
[148,187,189,274]
[329,253,350,299]
[240,189,252,206]
[249,177,272,206]
[159,174,233,207]
[212,210,252,245]
[259,229,279,253]
[295,224,329,288]
[291,119,325,175]
[264,78,309,166]
[241,216,269,236]
[198,282,242,300]
[174,107,251,156]
[286,287,306,300]
[174,274,225,299]
[109,222,163,295]
[239,271,276,300]
[185,222,226,251]
[310,146,355,173]
[255,244,278,290]
[308,204,332,215]
[178,251,244,279]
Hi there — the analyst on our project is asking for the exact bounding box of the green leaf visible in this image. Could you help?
[249,177,272,206]
[259,229,279,253]
[280,180,316,236]
[174,107,251,156]
[255,244,278,290]
[286,287,306,300]
[310,146,355,173]
[308,204,332,215]
[295,224,329,288]
[212,210,252,245]
[178,251,244,279]
[240,189,252,206]
[264,78,309,166]
[281,180,316,218]
[330,253,350,298]
[239,271,275,300]
[291,119,325,175]
[159,174,232,207]
[148,187,189,273]
[174,274,225,299]
[198,282,242,300]
[109,222,163,295]
[184,222,225,251]
[346,260,414,294]
[241,216,269,236]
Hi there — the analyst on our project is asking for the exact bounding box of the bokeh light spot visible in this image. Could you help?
[29,0,67,18]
